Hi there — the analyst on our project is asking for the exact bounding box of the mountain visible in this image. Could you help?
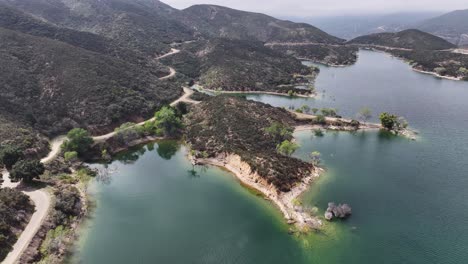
[348,29,456,50]
[0,0,195,55]
[296,12,441,40]
[416,9,468,46]
[0,0,343,151]
[180,4,344,44]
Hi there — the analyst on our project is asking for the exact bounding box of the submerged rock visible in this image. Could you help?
[325,202,352,221]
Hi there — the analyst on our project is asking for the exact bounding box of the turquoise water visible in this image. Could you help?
[73,50,468,263]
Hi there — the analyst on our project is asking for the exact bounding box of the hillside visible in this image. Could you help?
[389,49,468,80]
[348,29,456,50]
[185,96,312,192]
[0,0,195,55]
[417,9,468,46]
[0,27,181,138]
[163,38,317,94]
[0,4,170,71]
[180,4,343,44]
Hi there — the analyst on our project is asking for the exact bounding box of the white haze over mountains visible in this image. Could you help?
[164,0,467,17]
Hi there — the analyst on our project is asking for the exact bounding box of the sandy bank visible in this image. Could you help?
[292,111,418,140]
[412,68,462,81]
[194,154,322,230]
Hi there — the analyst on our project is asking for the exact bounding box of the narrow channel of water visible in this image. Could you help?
[73,50,468,263]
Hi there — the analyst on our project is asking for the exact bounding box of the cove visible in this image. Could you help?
[72,50,468,263]
[70,141,309,263]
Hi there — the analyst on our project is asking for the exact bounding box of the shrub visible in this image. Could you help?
[320,108,338,117]
[154,106,182,137]
[434,67,447,75]
[379,112,398,130]
[357,107,372,121]
[63,151,78,162]
[0,145,23,169]
[313,129,324,137]
[277,140,299,156]
[265,122,294,142]
[62,128,94,156]
[313,115,327,125]
[10,159,45,183]
[350,120,360,128]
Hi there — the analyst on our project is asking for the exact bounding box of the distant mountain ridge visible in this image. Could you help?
[416,9,468,46]
[348,29,456,50]
[180,4,344,44]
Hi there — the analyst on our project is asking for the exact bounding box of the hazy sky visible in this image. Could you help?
[163,0,467,17]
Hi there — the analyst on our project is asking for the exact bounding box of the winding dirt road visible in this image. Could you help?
[1,171,51,264]
[1,47,190,264]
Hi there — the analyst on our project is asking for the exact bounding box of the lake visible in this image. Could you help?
[72,50,468,263]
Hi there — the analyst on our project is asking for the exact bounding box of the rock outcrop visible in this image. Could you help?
[325,202,352,220]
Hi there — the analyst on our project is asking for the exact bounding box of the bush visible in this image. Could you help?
[277,140,299,156]
[350,120,360,128]
[64,151,78,162]
[265,122,294,143]
[62,128,94,156]
[313,115,327,125]
[313,129,324,137]
[0,145,23,169]
[154,106,182,137]
[10,159,45,183]
[357,107,372,121]
[320,108,338,117]
[379,112,398,130]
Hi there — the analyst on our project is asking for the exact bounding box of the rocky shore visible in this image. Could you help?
[194,154,323,230]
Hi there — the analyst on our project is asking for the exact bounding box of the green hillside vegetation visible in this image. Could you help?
[185,96,313,192]
[348,29,457,50]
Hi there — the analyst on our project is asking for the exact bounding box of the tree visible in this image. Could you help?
[379,112,398,130]
[62,128,94,156]
[321,108,338,117]
[300,105,311,114]
[64,151,78,162]
[0,145,23,169]
[309,151,321,166]
[314,115,326,125]
[265,122,293,142]
[277,140,299,156]
[154,106,182,137]
[10,159,45,183]
[357,107,372,121]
